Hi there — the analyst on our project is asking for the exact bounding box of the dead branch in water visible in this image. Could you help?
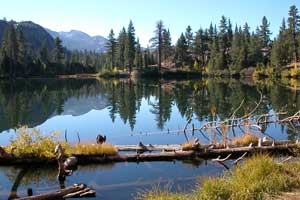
[212,154,232,170]
[17,183,95,199]
[233,152,248,165]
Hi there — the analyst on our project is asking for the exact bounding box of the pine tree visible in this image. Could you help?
[17,30,27,74]
[143,49,148,68]
[208,36,219,71]
[287,5,300,62]
[249,30,263,67]
[175,33,188,67]
[150,20,164,71]
[162,28,172,61]
[116,27,127,70]
[271,18,290,67]
[0,24,18,77]
[259,16,271,48]
[193,28,207,66]
[134,38,143,70]
[230,26,247,71]
[218,15,229,69]
[39,40,49,64]
[53,37,64,64]
[107,29,116,69]
[227,19,233,46]
[125,20,136,73]
[185,25,193,52]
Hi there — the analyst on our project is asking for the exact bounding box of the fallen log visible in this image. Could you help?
[74,143,299,164]
[115,140,295,152]
[116,144,181,152]
[0,143,298,166]
[17,183,95,200]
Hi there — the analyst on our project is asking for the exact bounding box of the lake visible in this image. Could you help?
[0,78,299,199]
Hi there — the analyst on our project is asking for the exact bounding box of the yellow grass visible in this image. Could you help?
[3,127,118,159]
[66,143,118,155]
[181,141,201,151]
[231,133,259,146]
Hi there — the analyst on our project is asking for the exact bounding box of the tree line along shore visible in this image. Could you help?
[0,5,299,79]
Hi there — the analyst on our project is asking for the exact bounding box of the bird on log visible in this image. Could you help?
[96,134,106,144]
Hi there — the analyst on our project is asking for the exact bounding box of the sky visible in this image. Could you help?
[0,0,299,46]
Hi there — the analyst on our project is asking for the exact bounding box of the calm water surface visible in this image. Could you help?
[0,78,299,199]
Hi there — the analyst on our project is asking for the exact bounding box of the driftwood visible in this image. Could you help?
[17,183,95,200]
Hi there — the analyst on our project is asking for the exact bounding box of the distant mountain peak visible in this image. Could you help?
[46,28,108,53]
[0,19,55,50]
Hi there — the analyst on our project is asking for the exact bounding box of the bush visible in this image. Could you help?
[5,126,60,159]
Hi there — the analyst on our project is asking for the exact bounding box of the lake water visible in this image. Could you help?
[0,78,299,199]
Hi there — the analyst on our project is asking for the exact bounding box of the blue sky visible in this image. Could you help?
[0,0,299,46]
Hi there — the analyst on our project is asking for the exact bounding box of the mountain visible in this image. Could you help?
[60,94,108,116]
[0,20,55,50]
[17,21,55,49]
[46,29,108,52]
[0,20,54,50]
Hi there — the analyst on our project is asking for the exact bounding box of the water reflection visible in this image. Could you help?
[0,78,300,199]
[0,161,224,200]
[0,78,300,143]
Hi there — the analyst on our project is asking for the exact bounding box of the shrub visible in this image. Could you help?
[5,126,60,159]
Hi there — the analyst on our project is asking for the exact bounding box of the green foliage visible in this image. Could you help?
[52,37,64,64]
[134,38,143,69]
[290,66,300,77]
[162,28,172,60]
[0,23,97,77]
[1,5,299,78]
[125,20,136,73]
[5,126,60,159]
[193,60,199,70]
[175,33,188,67]
[107,29,117,69]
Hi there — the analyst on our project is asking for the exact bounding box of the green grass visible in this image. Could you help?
[138,155,300,200]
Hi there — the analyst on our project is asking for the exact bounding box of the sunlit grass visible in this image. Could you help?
[66,143,118,155]
[136,185,187,200]
[181,141,201,151]
[3,127,118,159]
[140,155,300,200]
[231,133,259,146]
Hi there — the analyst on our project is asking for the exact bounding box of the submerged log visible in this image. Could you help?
[17,183,95,200]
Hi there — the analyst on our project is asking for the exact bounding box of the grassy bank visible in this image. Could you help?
[3,127,118,159]
[137,155,300,200]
